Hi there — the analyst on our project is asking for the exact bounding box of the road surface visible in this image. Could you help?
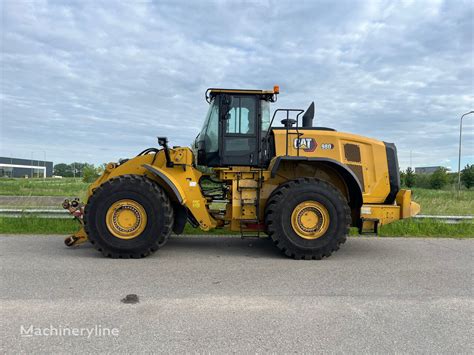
[1,235,472,353]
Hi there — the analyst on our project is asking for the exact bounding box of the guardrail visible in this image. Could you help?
[0,209,70,218]
[0,209,472,223]
[413,215,473,224]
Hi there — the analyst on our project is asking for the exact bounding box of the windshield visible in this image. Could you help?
[196,97,272,152]
[198,99,219,152]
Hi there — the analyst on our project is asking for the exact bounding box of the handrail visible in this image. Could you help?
[264,109,304,156]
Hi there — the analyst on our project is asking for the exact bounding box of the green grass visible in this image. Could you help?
[411,188,473,215]
[0,217,472,238]
[378,219,473,237]
[0,217,238,235]
[0,178,88,198]
[0,217,79,234]
[0,179,472,237]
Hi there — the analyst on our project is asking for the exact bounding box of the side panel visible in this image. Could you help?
[272,130,391,204]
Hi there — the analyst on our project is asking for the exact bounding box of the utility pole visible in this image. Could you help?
[458,111,474,191]
[410,150,412,169]
[30,152,34,178]
[42,151,46,179]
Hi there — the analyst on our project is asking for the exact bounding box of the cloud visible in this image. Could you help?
[1,0,473,169]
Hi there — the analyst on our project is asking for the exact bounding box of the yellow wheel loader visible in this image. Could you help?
[64,86,420,259]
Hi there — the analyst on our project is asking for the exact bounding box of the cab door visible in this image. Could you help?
[219,95,260,166]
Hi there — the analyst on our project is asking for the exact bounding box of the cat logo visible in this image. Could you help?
[293,138,317,152]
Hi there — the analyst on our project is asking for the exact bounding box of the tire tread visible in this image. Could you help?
[84,174,173,258]
[264,178,350,260]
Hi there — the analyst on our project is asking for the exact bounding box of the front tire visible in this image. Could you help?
[265,178,350,260]
[84,175,174,258]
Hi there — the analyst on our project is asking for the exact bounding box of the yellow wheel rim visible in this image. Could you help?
[291,201,330,239]
[105,199,147,240]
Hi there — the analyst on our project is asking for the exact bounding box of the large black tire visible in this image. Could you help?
[264,178,350,260]
[84,175,174,258]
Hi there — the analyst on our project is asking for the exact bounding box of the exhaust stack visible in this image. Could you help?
[302,102,315,128]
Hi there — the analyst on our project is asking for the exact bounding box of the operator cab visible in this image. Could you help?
[194,87,277,167]
[193,86,323,168]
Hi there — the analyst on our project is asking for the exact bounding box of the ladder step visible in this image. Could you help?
[242,201,257,205]
[358,218,380,235]
[237,180,258,189]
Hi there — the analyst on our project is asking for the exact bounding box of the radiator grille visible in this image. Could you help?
[344,144,361,163]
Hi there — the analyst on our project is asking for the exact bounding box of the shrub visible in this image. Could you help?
[429,168,448,189]
[461,164,474,189]
[405,167,415,188]
[414,173,430,188]
[82,164,101,183]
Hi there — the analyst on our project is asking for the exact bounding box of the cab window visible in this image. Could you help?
[225,97,256,135]
[261,100,271,133]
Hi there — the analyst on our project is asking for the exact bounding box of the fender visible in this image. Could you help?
[142,164,186,205]
[270,156,363,208]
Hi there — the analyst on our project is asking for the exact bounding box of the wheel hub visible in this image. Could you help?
[291,201,330,239]
[106,199,147,239]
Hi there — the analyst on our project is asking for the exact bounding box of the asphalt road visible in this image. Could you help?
[1,235,472,353]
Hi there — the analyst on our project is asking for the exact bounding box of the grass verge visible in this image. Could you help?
[377,219,473,238]
[0,217,79,234]
[0,178,88,198]
[1,179,473,216]
[0,217,239,235]
[411,188,473,215]
[0,217,472,238]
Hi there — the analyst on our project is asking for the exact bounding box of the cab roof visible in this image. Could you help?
[207,88,277,95]
[206,86,279,103]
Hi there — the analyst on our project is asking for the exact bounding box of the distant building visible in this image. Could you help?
[0,157,53,178]
[415,166,446,174]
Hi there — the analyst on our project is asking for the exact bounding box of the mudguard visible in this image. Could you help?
[143,164,186,205]
[269,156,363,209]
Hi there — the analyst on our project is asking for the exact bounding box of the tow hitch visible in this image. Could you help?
[62,198,88,247]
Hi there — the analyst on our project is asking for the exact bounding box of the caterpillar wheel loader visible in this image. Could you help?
[64,86,420,259]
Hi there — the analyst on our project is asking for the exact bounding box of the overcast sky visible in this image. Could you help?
[1,0,473,169]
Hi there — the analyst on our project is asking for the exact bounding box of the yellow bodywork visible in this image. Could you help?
[69,129,419,243]
[359,190,421,232]
[272,129,391,203]
[212,129,419,231]
[90,148,217,231]
[70,147,218,243]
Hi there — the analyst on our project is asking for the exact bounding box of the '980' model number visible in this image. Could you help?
[321,143,334,150]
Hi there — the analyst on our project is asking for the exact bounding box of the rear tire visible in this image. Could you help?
[84,175,174,258]
[264,178,350,260]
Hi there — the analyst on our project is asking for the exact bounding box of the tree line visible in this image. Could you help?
[400,164,473,189]
[53,163,105,182]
